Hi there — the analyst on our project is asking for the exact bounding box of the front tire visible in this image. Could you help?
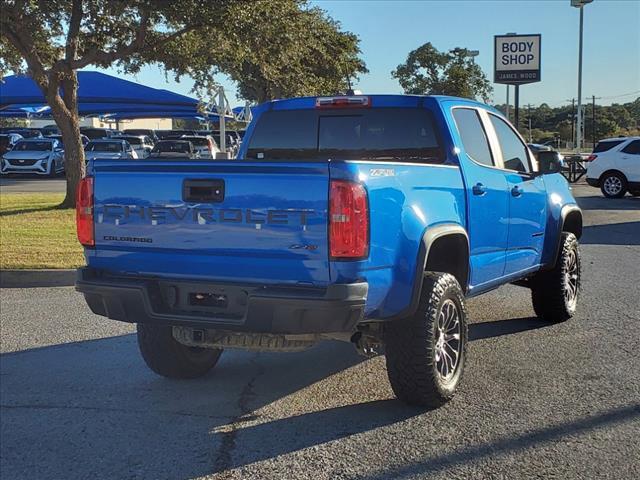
[600,172,627,198]
[531,232,581,323]
[137,324,223,379]
[384,273,468,407]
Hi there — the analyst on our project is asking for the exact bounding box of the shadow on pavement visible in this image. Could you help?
[1,333,415,479]
[358,403,640,480]
[581,221,640,246]
[576,194,640,211]
[212,399,424,473]
[469,316,550,341]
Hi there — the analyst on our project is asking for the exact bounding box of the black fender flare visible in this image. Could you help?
[546,204,582,269]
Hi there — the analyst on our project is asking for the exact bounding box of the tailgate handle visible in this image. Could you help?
[183,179,225,203]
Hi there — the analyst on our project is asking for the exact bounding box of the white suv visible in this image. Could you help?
[586,136,640,198]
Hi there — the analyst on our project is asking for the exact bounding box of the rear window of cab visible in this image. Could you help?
[246,108,445,163]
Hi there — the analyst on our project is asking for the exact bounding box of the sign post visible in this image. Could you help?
[494,34,541,132]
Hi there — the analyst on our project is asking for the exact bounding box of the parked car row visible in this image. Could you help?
[0,126,247,175]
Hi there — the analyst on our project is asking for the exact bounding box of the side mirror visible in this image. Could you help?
[537,151,563,174]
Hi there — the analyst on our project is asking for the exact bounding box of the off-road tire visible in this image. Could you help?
[384,273,468,407]
[137,323,223,379]
[531,232,581,323]
[600,172,627,198]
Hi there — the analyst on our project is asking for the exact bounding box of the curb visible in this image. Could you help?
[0,269,76,288]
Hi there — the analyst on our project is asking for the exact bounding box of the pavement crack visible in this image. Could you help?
[212,352,265,476]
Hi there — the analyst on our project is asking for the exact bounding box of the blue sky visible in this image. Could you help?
[101,0,640,108]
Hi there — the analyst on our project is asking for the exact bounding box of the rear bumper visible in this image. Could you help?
[76,267,368,334]
[586,177,599,187]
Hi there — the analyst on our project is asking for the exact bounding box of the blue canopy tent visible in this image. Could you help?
[0,71,233,121]
[0,72,251,149]
[0,71,200,108]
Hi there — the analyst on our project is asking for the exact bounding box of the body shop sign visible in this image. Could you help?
[494,34,541,84]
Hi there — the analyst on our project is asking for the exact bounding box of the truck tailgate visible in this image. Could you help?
[90,160,330,285]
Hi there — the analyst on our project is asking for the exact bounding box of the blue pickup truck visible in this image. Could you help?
[76,95,583,407]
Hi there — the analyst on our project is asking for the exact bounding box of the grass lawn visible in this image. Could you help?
[0,193,84,269]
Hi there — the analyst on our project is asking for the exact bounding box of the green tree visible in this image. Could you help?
[557,120,573,142]
[531,103,553,129]
[392,42,492,102]
[0,0,366,207]
[623,98,640,124]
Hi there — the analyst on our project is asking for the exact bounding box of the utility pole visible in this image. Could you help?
[527,103,532,143]
[505,32,518,128]
[506,85,510,121]
[567,98,576,148]
[514,85,520,133]
[591,95,601,148]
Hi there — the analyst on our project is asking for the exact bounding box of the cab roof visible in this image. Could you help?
[253,94,500,116]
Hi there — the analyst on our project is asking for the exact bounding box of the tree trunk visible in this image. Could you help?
[43,72,85,209]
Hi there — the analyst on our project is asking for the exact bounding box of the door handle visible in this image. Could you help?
[472,183,487,196]
[511,186,523,197]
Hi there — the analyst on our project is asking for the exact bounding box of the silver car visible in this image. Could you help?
[111,135,154,159]
[179,135,219,159]
[1,138,64,176]
[85,139,139,161]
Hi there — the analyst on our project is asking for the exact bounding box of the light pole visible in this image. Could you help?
[504,33,517,122]
[571,0,593,152]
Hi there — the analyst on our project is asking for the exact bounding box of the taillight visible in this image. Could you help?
[586,154,597,161]
[329,180,369,259]
[76,176,94,247]
[316,96,370,109]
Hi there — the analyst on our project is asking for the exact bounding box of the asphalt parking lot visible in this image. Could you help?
[1,184,638,480]
[0,176,67,193]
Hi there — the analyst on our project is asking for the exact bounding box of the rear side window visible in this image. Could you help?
[452,108,494,167]
[593,140,624,153]
[246,108,444,163]
[621,140,640,155]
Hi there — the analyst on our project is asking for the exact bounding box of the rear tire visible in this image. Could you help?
[530,232,581,323]
[384,273,468,407]
[136,324,223,379]
[600,172,627,198]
